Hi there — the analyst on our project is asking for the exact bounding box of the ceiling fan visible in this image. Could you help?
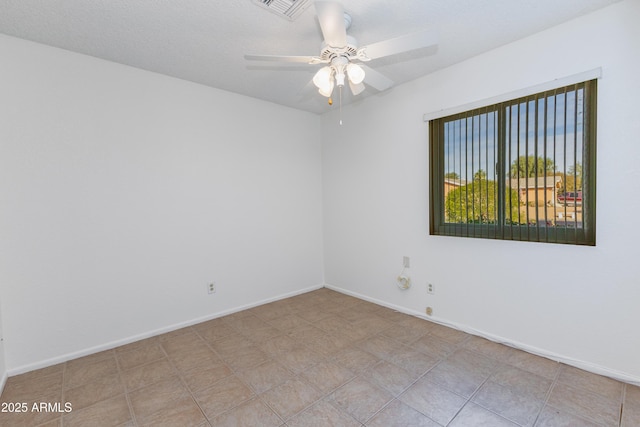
[245,1,438,100]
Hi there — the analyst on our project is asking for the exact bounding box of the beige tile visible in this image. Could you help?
[259,334,299,356]
[425,359,489,398]
[129,376,191,421]
[210,335,254,357]
[425,349,497,398]
[236,360,293,394]
[315,316,354,335]
[373,307,413,323]
[361,361,419,396]
[506,349,560,380]
[621,398,640,427]
[164,344,221,373]
[331,347,380,374]
[136,395,206,427]
[63,394,132,427]
[192,318,237,343]
[535,405,602,427]
[287,399,360,427]
[387,348,438,377]
[65,350,116,371]
[209,397,282,427]
[366,399,440,427]
[33,418,63,427]
[261,378,322,420]
[266,314,311,333]
[381,323,429,345]
[121,358,176,392]
[239,324,283,344]
[116,343,166,370]
[556,364,624,402]
[220,345,271,371]
[329,377,393,423]
[448,348,498,376]
[194,375,254,419]
[352,316,394,337]
[287,324,327,342]
[357,335,402,360]
[159,330,204,353]
[463,336,515,361]
[449,402,518,426]
[399,377,467,426]
[473,380,545,426]
[626,384,640,403]
[2,371,63,401]
[303,332,352,358]
[180,360,233,393]
[410,334,457,359]
[428,324,471,345]
[248,300,293,321]
[396,315,436,333]
[276,346,324,374]
[491,364,553,400]
[224,314,267,332]
[301,361,355,394]
[547,382,621,426]
[296,307,334,323]
[623,384,640,426]
[64,374,125,411]
[64,357,118,389]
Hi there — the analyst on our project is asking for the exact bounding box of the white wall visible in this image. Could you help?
[0,301,6,390]
[322,0,640,383]
[0,35,324,373]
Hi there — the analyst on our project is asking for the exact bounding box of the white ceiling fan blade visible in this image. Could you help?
[244,54,325,64]
[315,1,347,47]
[359,64,394,92]
[359,29,438,61]
[349,80,366,96]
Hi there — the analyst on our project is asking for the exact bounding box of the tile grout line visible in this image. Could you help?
[114,349,140,427]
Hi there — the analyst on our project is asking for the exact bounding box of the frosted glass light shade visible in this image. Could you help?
[313,66,332,93]
[346,63,365,85]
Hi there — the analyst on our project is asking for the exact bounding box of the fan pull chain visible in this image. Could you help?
[339,86,343,125]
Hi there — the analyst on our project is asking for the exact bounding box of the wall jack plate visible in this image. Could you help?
[208,283,216,294]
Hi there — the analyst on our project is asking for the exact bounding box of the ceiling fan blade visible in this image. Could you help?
[359,29,438,61]
[349,80,365,96]
[244,54,325,64]
[360,64,394,92]
[315,1,347,47]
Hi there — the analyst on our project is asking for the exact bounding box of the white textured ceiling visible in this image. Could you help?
[0,0,621,114]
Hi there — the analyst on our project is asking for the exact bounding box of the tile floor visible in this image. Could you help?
[0,288,638,426]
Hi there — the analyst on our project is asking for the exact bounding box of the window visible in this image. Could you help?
[429,79,596,245]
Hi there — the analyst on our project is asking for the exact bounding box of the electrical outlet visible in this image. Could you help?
[403,256,410,268]
[426,307,433,316]
[208,283,216,294]
[427,283,435,294]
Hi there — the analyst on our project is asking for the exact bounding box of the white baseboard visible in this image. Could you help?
[8,283,324,377]
[324,283,640,387]
[0,371,7,396]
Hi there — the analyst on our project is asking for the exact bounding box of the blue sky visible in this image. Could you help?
[443,88,585,181]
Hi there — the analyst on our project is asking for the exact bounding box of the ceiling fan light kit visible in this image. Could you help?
[245,1,439,100]
[312,57,365,98]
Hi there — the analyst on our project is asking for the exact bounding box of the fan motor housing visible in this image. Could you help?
[320,35,359,61]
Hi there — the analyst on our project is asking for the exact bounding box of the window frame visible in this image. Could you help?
[429,79,597,246]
